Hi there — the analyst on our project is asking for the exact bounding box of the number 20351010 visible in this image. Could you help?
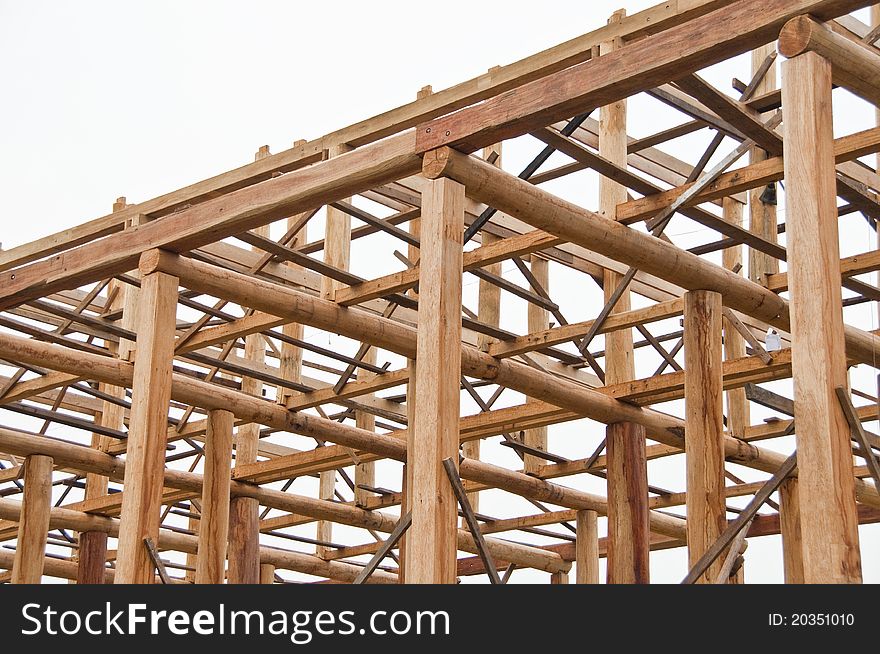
[769,613,854,627]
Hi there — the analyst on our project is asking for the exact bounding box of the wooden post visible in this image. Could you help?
[600,8,649,585]
[720,195,752,586]
[748,43,779,286]
[404,174,465,584]
[684,289,726,584]
[11,454,53,584]
[228,147,272,583]
[316,141,353,557]
[782,52,861,583]
[195,409,234,584]
[524,255,549,475]
[260,563,276,584]
[550,570,569,584]
[721,198,750,440]
[79,199,131,584]
[779,477,805,584]
[185,514,199,583]
[113,263,178,584]
[782,50,862,583]
[463,139,504,509]
[354,348,377,507]
[399,92,428,582]
[575,509,599,584]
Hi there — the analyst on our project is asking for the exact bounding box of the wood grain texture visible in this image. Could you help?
[576,509,600,584]
[113,269,177,584]
[779,477,805,584]
[404,176,465,584]
[524,255,549,475]
[415,0,870,153]
[721,198,750,440]
[11,455,53,584]
[780,15,880,106]
[195,409,234,584]
[684,290,725,584]
[782,51,862,583]
[748,43,779,286]
[601,11,649,585]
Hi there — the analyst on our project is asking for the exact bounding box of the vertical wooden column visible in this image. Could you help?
[464,138,503,511]
[575,509,599,584]
[276,140,309,408]
[779,478,805,583]
[316,141,353,557]
[185,514,199,582]
[114,262,178,584]
[11,454,53,584]
[684,289,725,584]
[195,409,234,584]
[524,255,549,474]
[228,146,273,583]
[782,50,861,583]
[748,43,779,286]
[550,571,569,584]
[721,198,750,440]
[399,88,430,582]
[78,197,130,584]
[354,348,377,506]
[404,173,465,584]
[600,8,649,586]
[260,563,276,584]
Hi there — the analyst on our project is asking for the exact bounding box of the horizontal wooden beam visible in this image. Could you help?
[424,146,880,366]
[415,0,871,153]
[0,134,422,311]
[144,250,688,440]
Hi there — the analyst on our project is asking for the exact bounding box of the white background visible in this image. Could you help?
[1,1,878,583]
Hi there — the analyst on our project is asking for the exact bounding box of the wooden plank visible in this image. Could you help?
[782,50,862,583]
[194,409,233,584]
[443,458,501,585]
[684,290,726,583]
[682,453,797,584]
[113,268,178,584]
[405,176,464,584]
[11,454,53,584]
[415,0,871,153]
[615,125,880,226]
[491,299,683,359]
[836,387,880,491]
[335,228,561,307]
[352,512,411,585]
[143,537,172,584]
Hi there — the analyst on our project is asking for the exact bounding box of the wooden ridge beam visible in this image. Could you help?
[415,0,872,153]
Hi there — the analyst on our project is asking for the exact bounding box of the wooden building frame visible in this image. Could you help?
[1,0,880,584]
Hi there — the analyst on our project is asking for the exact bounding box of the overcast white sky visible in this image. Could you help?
[1,1,879,583]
